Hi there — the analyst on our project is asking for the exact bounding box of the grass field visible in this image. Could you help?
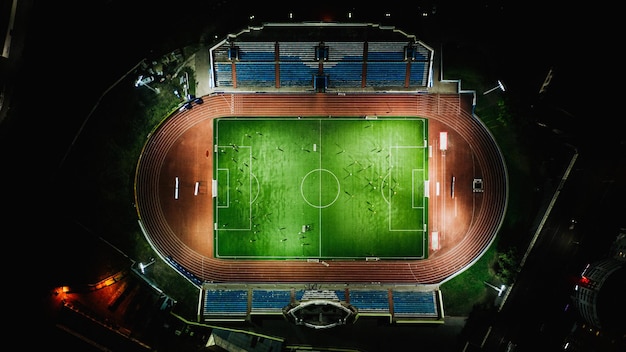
[214,117,428,259]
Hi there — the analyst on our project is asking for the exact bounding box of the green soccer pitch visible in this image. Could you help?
[213,117,429,260]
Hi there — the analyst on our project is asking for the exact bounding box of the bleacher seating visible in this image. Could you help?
[279,41,317,62]
[298,289,341,301]
[279,62,318,88]
[251,289,291,312]
[408,61,429,86]
[366,62,406,87]
[202,285,441,323]
[325,41,364,61]
[208,23,433,91]
[204,289,248,316]
[324,62,362,87]
[348,290,390,311]
[237,42,275,62]
[334,289,347,301]
[234,62,275,87]
[215,63,233,87]
[391,290,438,317]
[366,42,407,61]
[412,44,430,61]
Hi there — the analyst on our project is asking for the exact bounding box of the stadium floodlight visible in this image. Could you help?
[134,75,160,94]
[139,258,155,274]
[483,80,505,95]
[484,281,506,296]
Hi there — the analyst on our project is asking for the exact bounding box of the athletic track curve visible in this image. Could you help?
[134,92,508,285]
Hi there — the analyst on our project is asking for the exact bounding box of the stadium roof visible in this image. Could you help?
[227,22,420,43]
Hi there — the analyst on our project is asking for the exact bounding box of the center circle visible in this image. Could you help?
[300,169,341,208]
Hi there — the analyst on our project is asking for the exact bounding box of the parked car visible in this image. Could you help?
[179,102,192,112]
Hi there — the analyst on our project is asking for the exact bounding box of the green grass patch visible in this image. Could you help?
[214,117,429,259]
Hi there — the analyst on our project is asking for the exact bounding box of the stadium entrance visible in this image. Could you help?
[314,74,327,93]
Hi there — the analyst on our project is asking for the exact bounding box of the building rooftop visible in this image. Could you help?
[227,22,420,43]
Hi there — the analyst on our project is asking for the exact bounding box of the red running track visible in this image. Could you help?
[134,92,507,285]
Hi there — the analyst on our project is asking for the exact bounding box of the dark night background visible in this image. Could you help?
[3,1,595,169]
[2,1,622,351]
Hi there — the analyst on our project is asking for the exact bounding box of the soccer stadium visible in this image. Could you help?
[134,22,507,328]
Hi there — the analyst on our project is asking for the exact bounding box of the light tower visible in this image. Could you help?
[483,80,505,95]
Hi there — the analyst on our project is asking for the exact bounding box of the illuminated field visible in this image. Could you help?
[214,117,428,259]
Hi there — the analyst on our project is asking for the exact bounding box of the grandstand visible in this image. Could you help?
[208,22,433,92]
[202,283,443,326]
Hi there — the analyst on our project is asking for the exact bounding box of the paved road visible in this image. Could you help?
[462,128,626,351]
